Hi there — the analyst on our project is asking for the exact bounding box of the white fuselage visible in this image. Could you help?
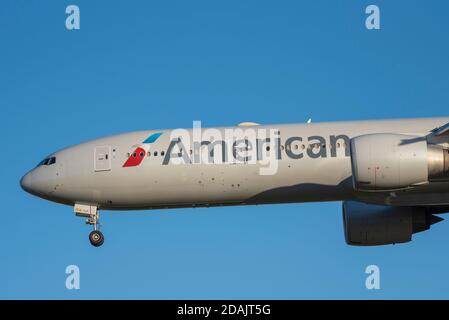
[20,117,449,210]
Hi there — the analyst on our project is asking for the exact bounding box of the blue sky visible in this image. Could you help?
[1,0,449,299]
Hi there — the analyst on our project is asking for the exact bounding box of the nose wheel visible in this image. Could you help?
[75,204,105,247]
[86,211,105,247]
[89,230,104,247]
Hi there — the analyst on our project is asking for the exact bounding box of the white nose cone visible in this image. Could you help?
[20,172,33,193]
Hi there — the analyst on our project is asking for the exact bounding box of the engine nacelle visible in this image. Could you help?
[342,201,443,246]
[350,133,449,191]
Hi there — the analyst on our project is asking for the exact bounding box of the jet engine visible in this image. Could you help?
[350,133,449,191]
[342,201,443,246]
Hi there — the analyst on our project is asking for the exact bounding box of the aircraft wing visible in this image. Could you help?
[431,122,449,136]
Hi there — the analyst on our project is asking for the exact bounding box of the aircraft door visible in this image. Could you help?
[94,146,111,172]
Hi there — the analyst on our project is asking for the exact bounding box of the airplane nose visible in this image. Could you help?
[20,172,33,193]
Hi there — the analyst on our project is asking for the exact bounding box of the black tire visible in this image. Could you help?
[89,230,104,247]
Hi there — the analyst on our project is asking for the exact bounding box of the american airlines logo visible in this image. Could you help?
[162,133,350,164]
[123,122,350,175]
[123,132,163,167]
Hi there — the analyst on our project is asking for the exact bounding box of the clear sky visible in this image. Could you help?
[1,0,449,299]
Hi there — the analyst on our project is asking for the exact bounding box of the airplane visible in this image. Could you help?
[20,117,449,247]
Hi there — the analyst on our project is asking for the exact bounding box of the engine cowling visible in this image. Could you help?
[350,133,449,191]
[342,201,443,246]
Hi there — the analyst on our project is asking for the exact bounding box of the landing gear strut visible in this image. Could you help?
[75,204,105,247]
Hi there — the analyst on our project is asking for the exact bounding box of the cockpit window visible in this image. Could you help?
[37,156,56,166]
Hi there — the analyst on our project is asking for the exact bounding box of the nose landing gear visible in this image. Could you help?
[74,203,105,247]
[89,230,104,247]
